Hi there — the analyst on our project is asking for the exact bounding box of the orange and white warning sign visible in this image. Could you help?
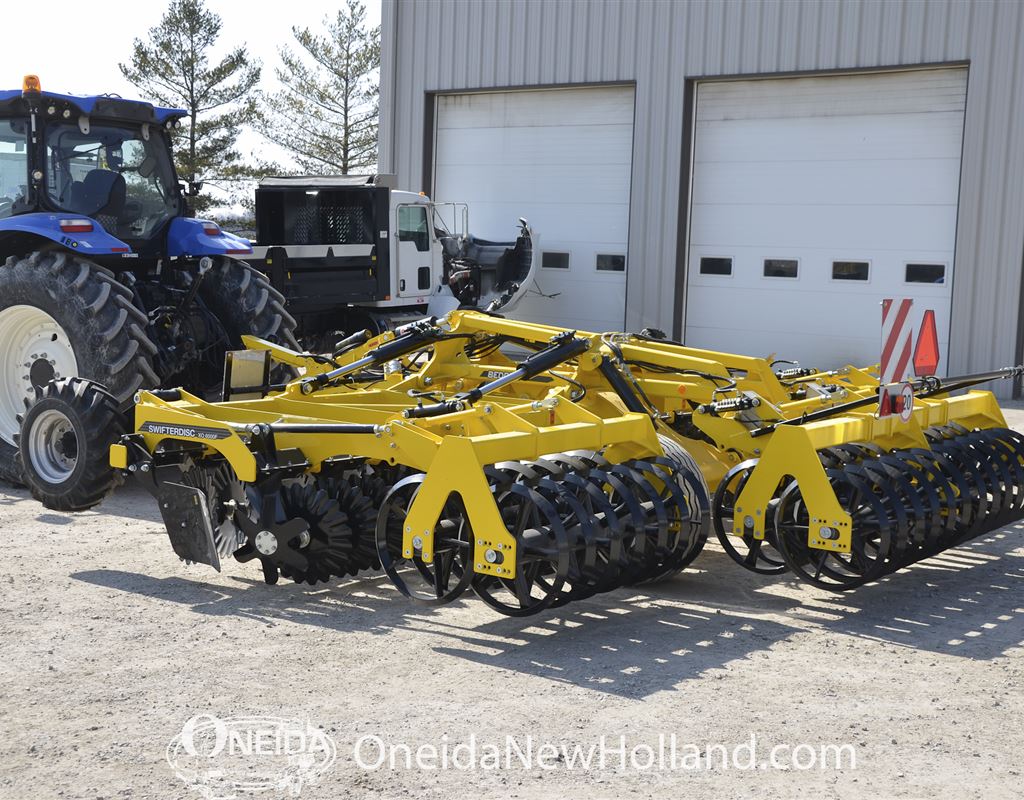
[880,298,942,382]
[880,298,914,384]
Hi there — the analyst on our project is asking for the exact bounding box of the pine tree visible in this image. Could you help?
[119,0,261,212]
[259,0,380,174]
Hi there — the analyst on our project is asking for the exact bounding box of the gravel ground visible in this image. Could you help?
[2,408,1023,800]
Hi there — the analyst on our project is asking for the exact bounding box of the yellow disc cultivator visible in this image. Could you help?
[19,310,1024,615]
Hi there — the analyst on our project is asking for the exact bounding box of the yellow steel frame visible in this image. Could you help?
[124,382,662,578]
[731,390,1006,550]
[120,310,1013,566]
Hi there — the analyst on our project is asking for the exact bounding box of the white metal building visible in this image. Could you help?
[380,0,1024,395]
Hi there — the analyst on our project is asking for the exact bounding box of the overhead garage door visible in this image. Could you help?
[434,86,635,331]
[685,68,967,373]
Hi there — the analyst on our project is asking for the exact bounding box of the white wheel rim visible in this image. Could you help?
[0,305,78,446]
[27,408,79,484]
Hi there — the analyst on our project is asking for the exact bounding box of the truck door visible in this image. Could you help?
[395,204,435,299]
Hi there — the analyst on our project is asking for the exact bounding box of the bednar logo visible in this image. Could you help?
[139,422,232,440]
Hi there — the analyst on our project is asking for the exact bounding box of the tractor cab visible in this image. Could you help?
[40,115,183,246]
[0,75,250,263]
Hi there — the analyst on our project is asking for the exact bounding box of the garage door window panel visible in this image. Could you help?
[543,251,570,269]
[763,259,799,279]
[433,86,635,332]
[905,263,946,284]
[685,69,963,368]
[832,261,871,282]
[596,253,626,272]
[699,257,733,277]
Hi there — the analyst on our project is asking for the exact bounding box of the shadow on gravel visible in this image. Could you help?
[72,563,801,698]
[71,523,1023,698]
[72,567,434,630]
[429,530,1024,695]
[0,484,28,504]
[430,590,800,698]
[35,513,75,525]
[815,526,1024,659]
[1,482,162,521]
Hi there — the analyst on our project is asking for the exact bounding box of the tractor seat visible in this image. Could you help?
[68,170,127,232]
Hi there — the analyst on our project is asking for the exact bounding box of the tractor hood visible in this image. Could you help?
[166,218,254,258]
[0,88,185,125]
[0,212,134,254]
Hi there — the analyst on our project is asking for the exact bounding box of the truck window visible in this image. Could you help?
[398,205,430,252]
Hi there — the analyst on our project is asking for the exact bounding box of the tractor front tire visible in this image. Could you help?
[18,378,126,511]
[0,252,158,486]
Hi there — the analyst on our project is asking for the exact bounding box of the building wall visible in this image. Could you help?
[380,0,1024,390]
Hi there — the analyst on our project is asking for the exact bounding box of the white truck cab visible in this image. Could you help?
[251,175,536,342]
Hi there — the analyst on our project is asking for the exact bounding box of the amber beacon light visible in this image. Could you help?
[22,74,42,94]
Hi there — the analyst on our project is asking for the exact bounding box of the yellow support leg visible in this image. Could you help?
[733,424,853,553]
[401,437,518,578]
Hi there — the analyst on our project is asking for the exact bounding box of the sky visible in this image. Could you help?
[3,0,382,177]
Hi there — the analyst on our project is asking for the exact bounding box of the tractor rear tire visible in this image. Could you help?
[199,259,299,350]
[18,378,126,511]
[0,252,158,486]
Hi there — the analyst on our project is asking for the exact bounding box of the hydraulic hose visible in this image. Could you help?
[402,331,589,419]
[749,366,1024,437]
[300,319,442,394]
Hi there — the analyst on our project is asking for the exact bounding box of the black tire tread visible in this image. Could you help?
[17,378,125,511]
[0,251,158,484]
[199,259,299,350]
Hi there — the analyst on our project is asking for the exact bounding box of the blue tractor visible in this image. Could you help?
[0,76,297,491]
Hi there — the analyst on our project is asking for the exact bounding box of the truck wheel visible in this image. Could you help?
[0,252,158,485]
[18,378,126,511]
[199,259,299,350]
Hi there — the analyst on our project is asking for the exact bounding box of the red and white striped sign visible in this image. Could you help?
[880,298,914,384]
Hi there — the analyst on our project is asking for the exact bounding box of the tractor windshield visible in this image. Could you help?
[44,122,181,239]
